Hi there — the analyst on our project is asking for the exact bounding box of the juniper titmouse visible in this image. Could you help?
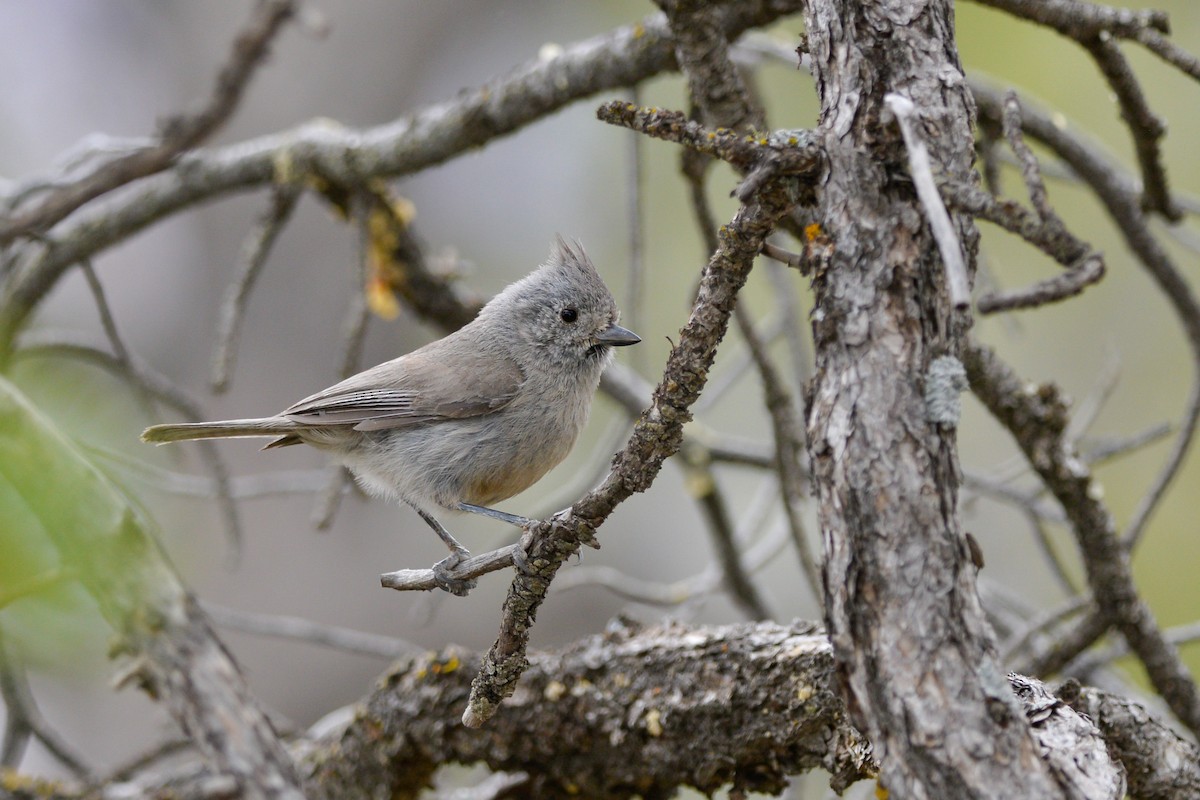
[142,238,640,594]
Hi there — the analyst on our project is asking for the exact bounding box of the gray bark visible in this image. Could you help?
[802,1,1072,796]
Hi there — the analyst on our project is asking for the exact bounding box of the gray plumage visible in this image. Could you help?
[145,237,635,509]
[143,238,639,591]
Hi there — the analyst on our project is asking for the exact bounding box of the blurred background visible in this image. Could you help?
[0,0,1197,790]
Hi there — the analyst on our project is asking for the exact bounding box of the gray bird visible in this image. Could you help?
[142,238,640,594]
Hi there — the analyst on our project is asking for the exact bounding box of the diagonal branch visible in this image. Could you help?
[462,136,807,726]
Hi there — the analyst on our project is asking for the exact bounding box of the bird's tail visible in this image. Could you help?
[141,417,296,444]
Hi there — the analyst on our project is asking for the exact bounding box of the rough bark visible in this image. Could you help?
[308,620,871,799]
[801,1,1070,796]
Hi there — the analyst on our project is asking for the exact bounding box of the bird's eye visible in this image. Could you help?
[560,307,578,323]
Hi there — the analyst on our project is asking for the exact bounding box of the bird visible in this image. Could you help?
[142,238,640,594]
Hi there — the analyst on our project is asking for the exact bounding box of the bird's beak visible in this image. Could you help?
[595,323,641,347]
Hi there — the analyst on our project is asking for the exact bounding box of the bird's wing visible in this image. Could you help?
[282,341,524,432]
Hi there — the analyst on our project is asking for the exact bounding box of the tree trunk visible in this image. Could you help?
[802,2,1069,796]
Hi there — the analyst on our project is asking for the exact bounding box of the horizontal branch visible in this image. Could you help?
[595,101,821,195]
[380,544,521,592]
[306,621,868,799]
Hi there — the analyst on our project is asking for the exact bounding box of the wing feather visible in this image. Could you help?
[281,336,523,431]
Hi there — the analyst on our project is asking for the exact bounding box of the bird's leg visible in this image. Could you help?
[408,502,476,596]
[456,503,536,573]
[456,502,534,528]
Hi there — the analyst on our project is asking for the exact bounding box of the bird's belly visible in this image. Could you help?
[460,457,555,506]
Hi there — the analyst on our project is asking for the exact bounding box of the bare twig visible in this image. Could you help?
[201,602,418,659]
[1082,35,1176,219]
[1083,422,1172,465]
[310,199,374,530]
[623,85,647,358]
[553,478,786,607]
[596,102,821,180]
[0,0,297,244]
[0,630,90,777]
[679,443,773,619]
[1134,27,1200,80]
[969,0,1188,220]
[969,0,1168,41]
[883,93,971,310]
[734,307,820,600]
[975,255,1103,313]
[999,594,1092,667]
[1018,610,1110,678]
[380,544,523,593]
[211,185,302,392]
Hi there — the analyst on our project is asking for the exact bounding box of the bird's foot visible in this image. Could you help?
[511,541,533,576]
[431,547,477,596]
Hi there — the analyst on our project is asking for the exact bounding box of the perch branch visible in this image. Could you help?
[462,128,807,725]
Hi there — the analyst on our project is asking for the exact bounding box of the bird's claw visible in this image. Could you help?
[432,548,477,596]
[511,542,533,576]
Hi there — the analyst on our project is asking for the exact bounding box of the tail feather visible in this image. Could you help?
[141,417,297,444]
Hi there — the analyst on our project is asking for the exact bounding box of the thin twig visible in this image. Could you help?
[734,306,820,601]
[1025,507,1083,597]
[883,93,971,310]
[1018,609,1110,677]
[596,102,821,180]
[1082,35,1177,219]
[623,85,647,369]
[78,258,158,420]
[1083,422,1172,465]
[969,0,1168,40]
[211,185,302,392]
[1066,619,1200,679]
[200,601,418,659]
[999,594,1093,667]
[1134,27,1200,80]
[0,631,90,777]
[944,92,1104,313]
[310,197,374,531]
[680,443,772,620]
[554,482,787,608]
[380,544,523,592]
